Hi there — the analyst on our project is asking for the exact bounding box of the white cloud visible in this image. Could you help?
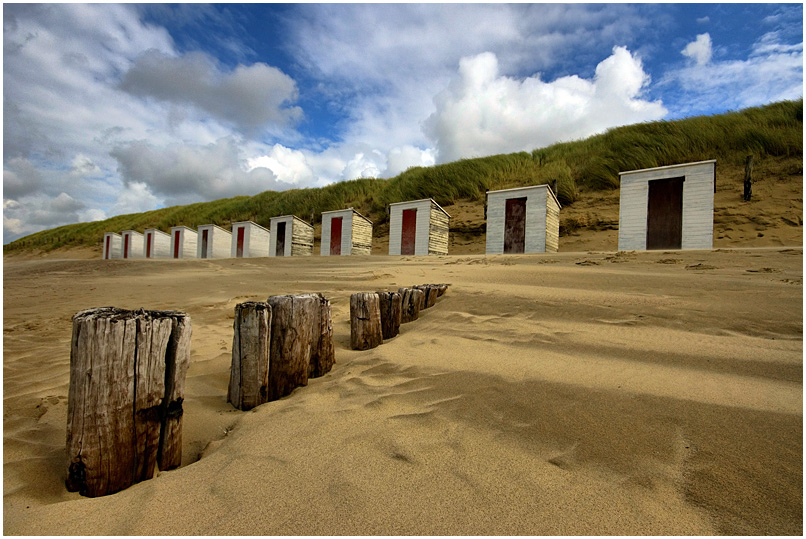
[108,182,160,217]
[424,48,667,163]
[247,145,315,185]
[697,16,710,24]
[682,33,713,66]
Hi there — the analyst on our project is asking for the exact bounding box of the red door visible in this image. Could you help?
[330,217,343,255]
[146,233,152,258]
[401,209,417,255]
[236,227,245,257]
[173,231,181,258]
[105,236,110,259]
[123,234,129,258]
[503,197,527,254]
[201,229,209,258]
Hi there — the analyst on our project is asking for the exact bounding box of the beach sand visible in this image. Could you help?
[3,245,802,535]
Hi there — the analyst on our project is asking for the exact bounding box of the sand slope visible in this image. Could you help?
[3,248,802,535]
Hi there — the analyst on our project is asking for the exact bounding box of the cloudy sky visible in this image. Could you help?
[3,3,803,243]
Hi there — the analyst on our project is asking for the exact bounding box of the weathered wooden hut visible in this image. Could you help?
[230,221,270,258]
[388,198,450,256]
[103,232,122,259]
[269,215,314,257]
[618,160,716,251]
[197,224,232,259]
[121,230,144,259]
[170,226,198,259]
[320,208,373,256]
[485,184,561,254]
[143,229,171,259]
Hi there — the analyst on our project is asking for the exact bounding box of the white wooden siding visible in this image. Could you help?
[121,231,144,259]
[196,224,232,259]
[103,232,122,259]
[618,160,715,251]
[230,221,270,258]
[143,229,171,258]
[170,226,198,259]
[269,215,313,257]
[389,198,450,256]
[485,184,560,254]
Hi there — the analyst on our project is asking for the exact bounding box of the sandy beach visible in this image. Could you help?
[3,246,802,535]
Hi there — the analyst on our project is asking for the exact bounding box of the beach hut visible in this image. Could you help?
[320,208,373,256]
[197,224,232,259]
[485,184,561,254]
[170,226,198,259]
[618,160,716,251]
[121,230,144,259]
[143,229,171,259]
[230,221,270,258]
[388,198,450,256]
[102,232,122,259]
[269,215,314,257]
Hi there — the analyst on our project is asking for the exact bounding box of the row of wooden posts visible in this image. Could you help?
[66,284,449,497]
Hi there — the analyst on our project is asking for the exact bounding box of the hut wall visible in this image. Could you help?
[389,199,440,256]
[121,231,144,259]
[618,160,716,251]
[103,233,122,259]
[196,225,232,259]
[230,221,270,258]
[291,217,314,256]
[321,209,373,256]
[427,200,450,255]
[351,212,373,256]
[170,227,198,259]
[485,184,560,254]
[143,229,171,259]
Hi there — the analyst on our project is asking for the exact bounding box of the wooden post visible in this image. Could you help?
[414,284,439,308]
[66,307,191,498]
[398,287,424,323]
[228,302,272,411]
[350,292,383,350]
[266,294,319,400]
[309,293,335,378]
[377,291,402,340]
[436,284,449,297]
[743,154,753,202]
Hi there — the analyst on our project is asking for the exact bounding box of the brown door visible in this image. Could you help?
[330,217,343,255]
[173,231,181,258]
[401,209,417,255]
[146,233,152,258]
[275,222,286,256]
[646,177,684,250]
[201,229,209,258]
[105,236,110,259]
[236,227,245,257]
[504,197,527,254]
[123,234,129,258]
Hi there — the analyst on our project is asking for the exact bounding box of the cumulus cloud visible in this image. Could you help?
[3,157,43,198]
[119,50,302,134]
[3,191,86,240]
[424,47,667,163]
[682,33,713,66]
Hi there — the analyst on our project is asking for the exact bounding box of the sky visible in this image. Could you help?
[3,3,803,244]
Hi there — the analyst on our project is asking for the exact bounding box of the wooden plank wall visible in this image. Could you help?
[428,201,450,255]
[122,231,144,259]
[351,211,373,255]
[103,233,122,259]
[290,216,314,256]
[145,230,171,258]
[486,185,556,254]
[545,191,560,253]
[197,225,232,258]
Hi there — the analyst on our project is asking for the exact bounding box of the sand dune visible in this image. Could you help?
[3,247,802,535]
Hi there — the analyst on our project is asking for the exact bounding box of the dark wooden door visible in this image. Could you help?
[146,233,152,258]
[236,227,245,257]
[123,235,129,258]
[504,197,527,254]
[201,229,209,258]
[275,222,286,257]
[330,217,343,255]
[401,209,417,255]
[646,177,684,250]
[173,231,181,258]
[105,236,110,259]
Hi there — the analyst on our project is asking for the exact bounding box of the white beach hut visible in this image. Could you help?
[121,230,144,259]
[269,215,314,257]
[143,229,172,259]
[388,198,450,256]
[320,208,373,256]
[485,184,561,254]
[230,221,270,258]
[618,160,716,251]
[102,232,122,259]
[170,226,198,259]
[197,224,232,259]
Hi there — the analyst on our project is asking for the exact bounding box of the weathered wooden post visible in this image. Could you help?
[66,307,191,497]
[414,284,439,309]
[350,292,383,350]
[436,284,449,297]
[309,293,335,378]
[377,291,402,340]
[228,302,272,411]
[399,287,424,323]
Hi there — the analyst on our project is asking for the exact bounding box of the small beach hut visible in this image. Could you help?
[485,184,561,254]
[170,226,198,259]
[102,232,122,259]
[388,198,450,256]
[320,208,373,256]
[121,230,144,259]
[618,160,716,251]
[269,215,314,257]
[230,221,270,258]
[197,224,232,259]
[143,229,171,259]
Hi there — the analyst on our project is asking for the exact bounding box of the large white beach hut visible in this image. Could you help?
[230,221,270,258]
[121,230,144,259]
[170,226,198,259]
[197,224,232,259]
[388,198,450,256]
[320,208,373,256]
[143,229,171,259]
[102,232,122,259]
[618,160,716,251]
[485,184,561,254]
[269,215,314,257]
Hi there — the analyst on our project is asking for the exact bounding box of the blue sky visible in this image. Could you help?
[3,3,803,243]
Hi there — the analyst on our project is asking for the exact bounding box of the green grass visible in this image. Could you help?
[6,99,802,253]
